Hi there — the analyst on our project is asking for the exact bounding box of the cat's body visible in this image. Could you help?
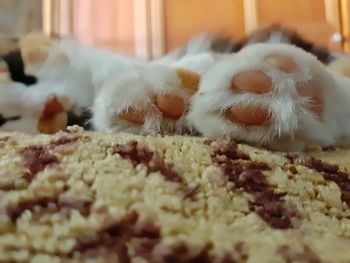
[1,27,350,150]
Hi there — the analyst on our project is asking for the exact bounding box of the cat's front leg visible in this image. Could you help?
[91,62,203,135]
[187,43,350,150]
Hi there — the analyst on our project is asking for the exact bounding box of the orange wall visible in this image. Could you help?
[253,0,341,49]
[73,0,135,54]
[164,0,245,52]
[67,0,343,55]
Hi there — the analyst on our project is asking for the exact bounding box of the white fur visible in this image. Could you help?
[93,42,350,150]
[188,43,350,150]
[2,36,350,151]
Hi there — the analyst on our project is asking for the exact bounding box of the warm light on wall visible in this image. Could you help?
[41,0,348,56]
[41,0,166,58]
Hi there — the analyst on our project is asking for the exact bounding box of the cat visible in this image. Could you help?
[2,26,350,151]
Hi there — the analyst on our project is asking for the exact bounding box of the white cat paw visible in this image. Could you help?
[91,65,200,135]
[188,43,350,150]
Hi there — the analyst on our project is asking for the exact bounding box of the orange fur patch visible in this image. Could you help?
[176,69,200,95]
[37,112,68,134]
[40,96,65,120]
[37,96,68,134]
[19,32,68,68]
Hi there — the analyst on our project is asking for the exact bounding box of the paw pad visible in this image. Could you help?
[118,94,186,125]
[231,71,272,94]
[119,108,146,125]
[227,105,270,126]
[155,94,186,119]
[264,54,298,73]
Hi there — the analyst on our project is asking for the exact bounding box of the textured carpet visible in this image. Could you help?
[0,126,350,263]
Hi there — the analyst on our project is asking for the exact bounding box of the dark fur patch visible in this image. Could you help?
[210,36,241,53]
[1,50,37,86]
[0,114,21,127]
[211,25,335,64]
[67,108,92,130]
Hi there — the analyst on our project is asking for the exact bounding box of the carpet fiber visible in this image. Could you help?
[0,126,350,262]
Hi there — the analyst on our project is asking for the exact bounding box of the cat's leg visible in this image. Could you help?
[91,61,205,134]
[187,43,350,150]
[91,52,217,134]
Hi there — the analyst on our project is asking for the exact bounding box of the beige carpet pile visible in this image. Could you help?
[0,126,350,263]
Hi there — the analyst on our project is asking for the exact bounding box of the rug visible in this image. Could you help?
[0,126,350,262]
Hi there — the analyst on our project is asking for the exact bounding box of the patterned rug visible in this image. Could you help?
[0,126,350,262]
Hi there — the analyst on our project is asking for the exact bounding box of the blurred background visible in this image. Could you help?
[0,0,349,59]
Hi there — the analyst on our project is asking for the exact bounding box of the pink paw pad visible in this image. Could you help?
[117,69,199,125]
[119,108,146,125]
[155,94,186,119]
[264,54,298,73]
[231,70,272,94]
[228,54,324,126]
[227,105,270,126]
[118,95,186,125]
